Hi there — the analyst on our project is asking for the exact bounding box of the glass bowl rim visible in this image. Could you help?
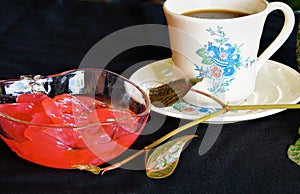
[0,68,151,129]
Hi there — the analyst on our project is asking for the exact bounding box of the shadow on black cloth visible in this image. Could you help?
[0,1,299,193]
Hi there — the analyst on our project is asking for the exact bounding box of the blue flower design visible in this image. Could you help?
[195,26,254,96]
[223,66,235,77]
[197,107,214,114]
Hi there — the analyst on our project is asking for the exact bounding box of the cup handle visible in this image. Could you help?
[256,2,295,72]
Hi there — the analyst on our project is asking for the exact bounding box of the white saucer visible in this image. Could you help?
[129,58,300,123]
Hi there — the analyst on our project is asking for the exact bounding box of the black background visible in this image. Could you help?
[0,1,299,193]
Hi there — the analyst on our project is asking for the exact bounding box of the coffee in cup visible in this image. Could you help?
[163,0,295,105]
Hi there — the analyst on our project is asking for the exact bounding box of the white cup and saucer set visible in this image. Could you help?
[129,0,300,123]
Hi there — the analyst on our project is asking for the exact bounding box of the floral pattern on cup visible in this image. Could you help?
[194,26,255,95]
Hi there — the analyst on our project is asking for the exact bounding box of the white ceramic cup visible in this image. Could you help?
[163,0,295,105]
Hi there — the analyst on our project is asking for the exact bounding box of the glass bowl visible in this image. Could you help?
[0,68,150,169]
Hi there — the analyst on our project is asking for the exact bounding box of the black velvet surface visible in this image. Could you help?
[0,1,299,193]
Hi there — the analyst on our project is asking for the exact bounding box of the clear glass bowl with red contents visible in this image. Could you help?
[0,68,150,169]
